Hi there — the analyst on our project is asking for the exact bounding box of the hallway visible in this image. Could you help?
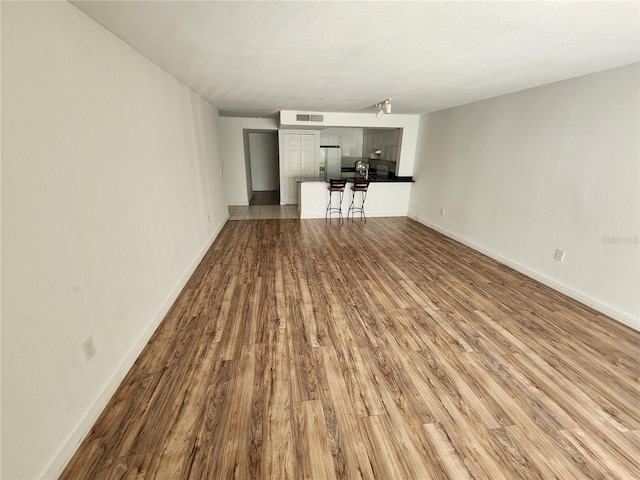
[250,190,280,205]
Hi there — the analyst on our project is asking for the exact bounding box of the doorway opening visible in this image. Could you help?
[250,190,280,205]
[243,130,280,205]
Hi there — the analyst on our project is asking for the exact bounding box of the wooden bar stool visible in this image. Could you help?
[348,178,370,222]
[326,178,347,222]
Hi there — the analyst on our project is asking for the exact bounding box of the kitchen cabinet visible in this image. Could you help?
[388,129,401,162]
[370,132,381,150]
[320,134,340,146]
[339,134,364,157]
[363,129,402,162]
[380,131,389,149]
[352,134,364,157]
[341,135,354,156]
[321,132,364,157]
[363,134,371,157]
[363,132,383,157]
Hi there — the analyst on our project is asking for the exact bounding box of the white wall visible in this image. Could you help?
[1,2,229,479]
[249,132,279,191]
[218,117,279,205]
[409,63,639,330]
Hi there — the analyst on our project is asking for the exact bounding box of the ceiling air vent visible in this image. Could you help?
[295,113,324,123]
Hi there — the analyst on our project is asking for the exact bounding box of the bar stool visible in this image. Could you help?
[348,178,370,222]
[326,178,347,222]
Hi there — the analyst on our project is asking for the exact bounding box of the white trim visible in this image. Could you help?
[410,215,638,332]
[42,214,229,479]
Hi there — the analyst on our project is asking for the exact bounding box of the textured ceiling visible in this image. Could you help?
[71,1,639,116]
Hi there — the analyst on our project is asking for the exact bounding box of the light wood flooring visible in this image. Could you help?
[60,217,639,479]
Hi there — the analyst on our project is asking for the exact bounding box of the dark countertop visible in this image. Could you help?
[297,174,413,183]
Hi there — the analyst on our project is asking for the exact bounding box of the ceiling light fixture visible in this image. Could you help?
[375,98,392,117]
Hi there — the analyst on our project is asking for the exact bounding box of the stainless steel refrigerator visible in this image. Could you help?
[320,145,341,180]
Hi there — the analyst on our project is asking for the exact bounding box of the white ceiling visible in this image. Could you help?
[71,1,639,116]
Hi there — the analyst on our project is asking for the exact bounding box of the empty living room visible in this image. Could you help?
[2,2,638,479]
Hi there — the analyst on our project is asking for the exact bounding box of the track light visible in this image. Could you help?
[375,98,392,117]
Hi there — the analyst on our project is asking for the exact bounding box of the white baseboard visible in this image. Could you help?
[410,215,638,332]
[42,214,229,479]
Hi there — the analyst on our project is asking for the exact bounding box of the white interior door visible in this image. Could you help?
[285,133,301,204]
[281,132,318,205]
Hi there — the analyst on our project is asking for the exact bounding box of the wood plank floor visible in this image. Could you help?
[60,217,640,479]
[250,190,280,205]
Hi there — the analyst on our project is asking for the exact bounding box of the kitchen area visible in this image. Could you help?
[318,127,405,181]
[284,126,414,219]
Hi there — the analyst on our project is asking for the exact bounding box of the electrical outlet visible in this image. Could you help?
[440,208,446,216]
[554,249,565,262]
[81,337,96,362]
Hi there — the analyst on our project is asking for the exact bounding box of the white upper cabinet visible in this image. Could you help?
[388,129,401,162]
[320,134,340,146]
[341,135,354,156]
[320,129,364,157]
[363,134,371,157]
[352,134,364,157]
[363,128,402,162]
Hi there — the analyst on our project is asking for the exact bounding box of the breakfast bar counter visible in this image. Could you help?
[296,175,413,219]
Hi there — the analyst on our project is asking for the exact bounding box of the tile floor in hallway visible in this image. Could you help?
[228,205,300,220]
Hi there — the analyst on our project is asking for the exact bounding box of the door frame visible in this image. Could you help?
[242,128,279,205]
